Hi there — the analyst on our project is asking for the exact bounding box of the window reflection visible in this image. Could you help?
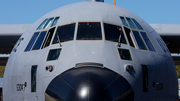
[132,18,143,30]
[52,23,75,44]
[118,48,132,61]
[32,31,47,50]
[126,18,136,29]
[25,32,40,52]
[140,32,155,51]
[41,27,56,49]
[120,17,129,27]
[51,17,60,27]
[77,22,102,40]
[104,23,127,44]
[43,18,54,29]
[37,19,48,30]
[47,48,61,61]
[132,31,147,50]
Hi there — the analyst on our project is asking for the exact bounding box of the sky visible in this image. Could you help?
[0,0,179,24]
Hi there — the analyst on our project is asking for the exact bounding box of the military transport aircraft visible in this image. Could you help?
[0,0,179,101]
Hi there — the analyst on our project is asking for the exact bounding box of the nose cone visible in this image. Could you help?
[45,66,134,101]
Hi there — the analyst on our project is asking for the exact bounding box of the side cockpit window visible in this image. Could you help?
[77,22,102,40]
[120,17,129,27]
[140,32,155,51]
[124,27,135,47]
[126,18,136,29]
[120,16,156,52]
[37,19,48,30]
[131,18,143,30]
[132,31,147,50]
[51,17,60,27]
[25,17,60,52]
[43,18,54,29]
[25,32,40,52]
[104,23,127,44]
[37,17,60,30]
[41,27,56,49]
[52,23,75,44]
[32,31,47,50]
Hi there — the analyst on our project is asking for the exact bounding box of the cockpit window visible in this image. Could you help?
[104,23,127,44]
[132,18,143,30]
[132,31,147,50]
[126,18,136,29]
[120,17,129,27]
[47,48,61,61]
[51,17,60,27]
[124,27,135,47]
[25,32,40,52]
[37,19,48,30]
[77,22,102,40]
[32,31,47,50]
[140,32,155,51]
[118,48,132,61]
[43,17,54,29]
[41,27,56,49]
[52,23,75,44]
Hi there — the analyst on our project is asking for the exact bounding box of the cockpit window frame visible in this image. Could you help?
[126,17,137,29]
[43,17,54,29]
[36,19,48,30]
[103,22,128,45]
[47,48,62,61]
[41,27,56,49]
[24,32,40,52]
[131,18,143,30]
[132,30,148,51]
[31,31,48,51]
[117,48,133,61]
[51,16,60,27]
[52,22,76,45]
[76,22,103,41]
[120,16,129,27]
[140,31,156,52]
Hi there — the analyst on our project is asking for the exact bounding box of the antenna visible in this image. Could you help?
[113,0,116,5]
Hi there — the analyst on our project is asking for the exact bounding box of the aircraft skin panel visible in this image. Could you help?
[0,1,179,101]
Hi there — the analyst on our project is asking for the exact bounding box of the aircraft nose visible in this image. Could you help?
[45,66,134,101]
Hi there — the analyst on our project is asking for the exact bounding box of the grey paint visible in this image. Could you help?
[1,1,178,101]
[1,24,180,65]
[1,24,180,53]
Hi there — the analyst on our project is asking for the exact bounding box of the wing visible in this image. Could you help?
[150,24,180,65]
[0,24,31,65]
